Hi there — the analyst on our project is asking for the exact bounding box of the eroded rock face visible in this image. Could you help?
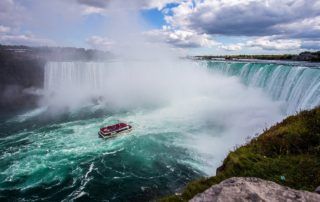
[190,177,320,202]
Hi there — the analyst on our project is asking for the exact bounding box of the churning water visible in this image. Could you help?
[206,61,320,114]
[0,59,319,201]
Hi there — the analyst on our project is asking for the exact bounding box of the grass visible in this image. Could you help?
[160,107,320,201]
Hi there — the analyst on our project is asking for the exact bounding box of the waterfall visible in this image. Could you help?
[43,62,115,107]
[206,61,320,114]
[44,61,320,114]
[44,62,109,92]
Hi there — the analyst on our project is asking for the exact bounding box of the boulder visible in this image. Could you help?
[190,177,320,202]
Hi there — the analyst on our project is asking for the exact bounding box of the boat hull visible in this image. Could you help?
[98,127,132,139]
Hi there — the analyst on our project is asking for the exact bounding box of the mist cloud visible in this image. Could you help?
[27,0,285,176]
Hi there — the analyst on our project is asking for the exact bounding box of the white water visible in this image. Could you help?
[207,61,320,114]
[40,60,283,173]
[1,60,306,201]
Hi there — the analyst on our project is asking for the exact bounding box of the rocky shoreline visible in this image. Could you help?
[191,177,320,202]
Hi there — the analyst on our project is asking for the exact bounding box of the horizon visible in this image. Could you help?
[1,0,319,55]
[2,43,318,56]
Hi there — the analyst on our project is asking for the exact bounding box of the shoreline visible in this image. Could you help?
[161,106,320,201]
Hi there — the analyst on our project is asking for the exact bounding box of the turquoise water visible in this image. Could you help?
[0,108,206,201]
[2,60,319,201]
[205,61,320,114]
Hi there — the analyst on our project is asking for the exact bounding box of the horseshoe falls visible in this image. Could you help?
[206,61,320,114]
[0,59,320,201]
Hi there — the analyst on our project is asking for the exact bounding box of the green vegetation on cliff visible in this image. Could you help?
[195,51,320,62]
[162,107,320,201]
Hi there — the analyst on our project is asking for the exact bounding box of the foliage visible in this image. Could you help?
[194,51,320,62]
[160,107,320,201]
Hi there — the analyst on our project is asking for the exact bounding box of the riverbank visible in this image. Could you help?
[194,51,320,62]
[162,106,320,201]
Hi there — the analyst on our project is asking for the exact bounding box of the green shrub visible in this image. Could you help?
[160,107,320,201]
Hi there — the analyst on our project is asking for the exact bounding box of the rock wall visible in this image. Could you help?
[0,45,111,113]
[191,177,320,202]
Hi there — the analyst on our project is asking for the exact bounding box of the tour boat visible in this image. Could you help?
[99,122,132,139]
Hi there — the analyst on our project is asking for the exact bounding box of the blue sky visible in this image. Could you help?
[0,0,320,55]
[141,9,166,29]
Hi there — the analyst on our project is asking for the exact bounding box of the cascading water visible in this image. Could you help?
[205,61,320,114]
[3,59,317,201]
[44,62,108,91]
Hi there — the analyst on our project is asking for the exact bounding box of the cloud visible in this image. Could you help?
[1,0,318,52]
[0,0,27,27]
[0,25,11,33]
[220,44,242,51]
[166,0,320,37]
[160,0,320,51]
[0,33,55,46]
[146,0,182,10]
[219,36,303,51]
[301,40,320,50]
[77,0,109,8]
[76,0,180,10]
[146,26,218,48]
[246,37,301,51]
[86,36,114,50]
[82,6,106,15]
[275,16,320,40]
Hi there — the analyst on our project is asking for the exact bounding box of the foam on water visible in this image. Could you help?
[206,61,320,114]
[7,59,320,200]
[0,60,286,201]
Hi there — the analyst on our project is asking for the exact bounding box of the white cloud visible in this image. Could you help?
[275,16,320,39]
[0,0,27,27]
[86,36,114,50]
[246,37,301,51]
[220,37,303,51]
[145,0,182,10]
[146,26,218,48]
[160,0,320,52]
[82,6,106,15]
[165,0,320,36]
[0,25,11,33]
[77,0,181,10]
[220,44,242,51]
[0,0,318,53]
[0,33,55,46]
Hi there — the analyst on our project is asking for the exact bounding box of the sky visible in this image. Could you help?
[0,0,320,55]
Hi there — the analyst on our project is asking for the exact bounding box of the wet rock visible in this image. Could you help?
[315,186,320,194]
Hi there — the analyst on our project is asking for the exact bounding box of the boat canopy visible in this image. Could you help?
[101,123,128,133]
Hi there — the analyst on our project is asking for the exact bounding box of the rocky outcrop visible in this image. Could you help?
[161,108,320,202]
[190,177,320,202]
[0,45,111,112]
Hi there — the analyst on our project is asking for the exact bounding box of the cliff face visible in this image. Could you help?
[0,46,44,113]
[0,45,111,113]
[191,177,320,202]
[162,107,320,201]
